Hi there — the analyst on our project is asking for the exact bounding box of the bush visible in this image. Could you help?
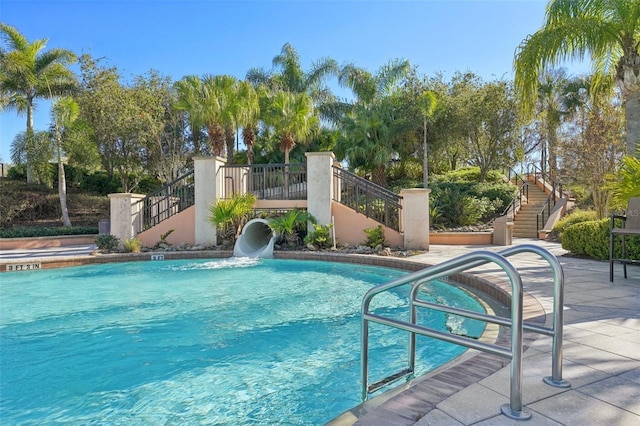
[363,225,386,248]
[0,226,99,238]
[95,234,120,252]
[429,180,515,227]
[431,167,504,184]
[551,209,597,240]
[7,165,26,180]
[304,223,334,249]
[123,237,142,253]
[561,219,640,261]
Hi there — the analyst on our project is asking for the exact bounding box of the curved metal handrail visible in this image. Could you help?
[361,250,530,420]
[409,244,569,388]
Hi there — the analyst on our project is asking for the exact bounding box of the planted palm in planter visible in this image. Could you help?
[269,209,315,248]
[208,193,257,248]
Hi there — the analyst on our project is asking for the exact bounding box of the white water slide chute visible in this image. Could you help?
[233,219,277,258]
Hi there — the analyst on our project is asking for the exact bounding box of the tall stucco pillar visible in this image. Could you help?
[400,188,430,250]
[108,193,145,246]
[194,156,226,246]
[305,152,335,228]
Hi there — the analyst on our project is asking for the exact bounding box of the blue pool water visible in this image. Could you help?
[0,258,486,425]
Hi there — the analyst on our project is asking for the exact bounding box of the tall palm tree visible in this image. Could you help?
[417,90,438,187]
[236,80,261,164]
[265,91,318,164]
[52,97,79,227]
[339,59,410,107]
[247,43,338,122]
[514,0,640,157]
[536,69,570,178]
[174,75,206,156]
[0,23,77,182]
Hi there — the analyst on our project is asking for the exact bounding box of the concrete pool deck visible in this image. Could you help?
[342,238,640,426]
[1,238,639,425]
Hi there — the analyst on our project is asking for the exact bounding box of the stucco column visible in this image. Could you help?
[194,156,226,246]
[400,188,430,250]
[305,152,335,228]
[108,193,145,247]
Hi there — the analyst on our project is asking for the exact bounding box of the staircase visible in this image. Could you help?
[512,178,549,238]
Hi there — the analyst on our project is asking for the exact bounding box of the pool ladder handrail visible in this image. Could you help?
[361,244,570,421]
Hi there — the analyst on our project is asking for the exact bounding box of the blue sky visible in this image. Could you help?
[0,0,590,163]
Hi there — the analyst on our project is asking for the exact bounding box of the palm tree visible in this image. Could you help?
[265,91,318,164]
[174,75,206,156]
[247,43,338,122]
[514,0,640,158]
[337,104,392,186]
[51,97,79,227]
[0,23,77,182]
[339,59,410,107]
[236,80,261,164]
[417,91,438,187]
[335,59,411,186]
[536,69,570,178]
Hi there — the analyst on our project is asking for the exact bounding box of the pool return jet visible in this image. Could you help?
[233,219,277,258]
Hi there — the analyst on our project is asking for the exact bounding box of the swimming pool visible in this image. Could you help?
[0,258,486,425]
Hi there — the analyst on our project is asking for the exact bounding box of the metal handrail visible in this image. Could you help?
[362,245,570,420]
[333,166,402,231]
[501,167,529,217]
[526,163,564,234]
[219,163,307,200]
[133,170,195,234]
[409,244,570,388]
[362,250,530,420]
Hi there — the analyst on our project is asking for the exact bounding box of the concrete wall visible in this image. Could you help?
[332,202,403,247]
[137,206,195,247]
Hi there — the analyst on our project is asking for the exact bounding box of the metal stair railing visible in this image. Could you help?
[133,171,195,234]
[333,166,402,231]
[501,167,529,217]
[219,163,307,200]
[361,244,570,421]
[525,163,564,234]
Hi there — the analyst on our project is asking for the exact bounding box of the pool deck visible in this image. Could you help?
[2,238,639,425]
[342,238,640,426]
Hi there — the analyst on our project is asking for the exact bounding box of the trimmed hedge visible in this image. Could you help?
[561,219,640,261]
[0,226,99,238]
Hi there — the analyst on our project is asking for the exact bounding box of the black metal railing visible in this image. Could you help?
[525,163,564,234]
[333,166,402,231]
[501,167,529,217]
[219,163,307,200]
[133,171,195,234]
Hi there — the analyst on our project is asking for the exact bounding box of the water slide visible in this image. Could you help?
[233,219,277,258]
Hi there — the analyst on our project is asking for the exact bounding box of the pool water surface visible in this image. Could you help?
[0,258,486,425]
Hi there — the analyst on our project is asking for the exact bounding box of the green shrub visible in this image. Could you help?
[431,167,503,184]
[363,225,386,248]
[7,165,26,180]
[0,226,99,238]
[429,180,515,227]
[304,223,334,249]
[95,234,120,252]
[561,219,640,261]
[269,209,314,247]
[552,209,597,240]
[123,237,142,253]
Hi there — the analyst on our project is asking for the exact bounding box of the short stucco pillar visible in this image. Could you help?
[305,152,335,229]
[108,193,145,247]
[400,188,430,250]
[194,156,226,246]
[492,215,513,246]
